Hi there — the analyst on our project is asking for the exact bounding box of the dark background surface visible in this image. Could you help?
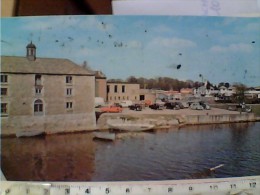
[10,0,112,16]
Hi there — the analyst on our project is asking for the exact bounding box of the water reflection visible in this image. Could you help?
[1,133,96,181]
[1,122,260,181]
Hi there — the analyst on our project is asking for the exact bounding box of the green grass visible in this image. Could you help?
[251,104,260,116]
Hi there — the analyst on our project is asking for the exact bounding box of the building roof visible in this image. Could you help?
[1,56,94,76]
[94,71,106,79]
[26,42,36,49]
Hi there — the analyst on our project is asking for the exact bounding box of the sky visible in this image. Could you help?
[1,15,260,87]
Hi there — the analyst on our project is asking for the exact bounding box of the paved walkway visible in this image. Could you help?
[121,107,241,116]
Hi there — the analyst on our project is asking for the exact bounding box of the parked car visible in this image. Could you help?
[164,102,180,110]
[119,100,133,107]
[129,104,142,111]
[199,101,211,110]
[227,103,252,113]
[94,97,105,108]
[180,101,189,108]
[100,105,123,113]
[149,103,164,110]
[190,102,204,110]
[176,102,185,109]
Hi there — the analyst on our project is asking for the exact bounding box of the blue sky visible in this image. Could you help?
[1,16,259,87]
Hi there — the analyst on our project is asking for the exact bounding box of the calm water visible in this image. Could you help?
[1,122,260,181]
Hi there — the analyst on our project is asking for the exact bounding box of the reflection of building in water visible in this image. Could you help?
[1,42,96,135]
[1,133,96,181]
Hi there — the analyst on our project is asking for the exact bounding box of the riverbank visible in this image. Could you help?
[1,107,258,137]
[97,107,258,130]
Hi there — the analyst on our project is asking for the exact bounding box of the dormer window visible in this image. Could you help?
[35,75,42,86]
[66,76,72,84]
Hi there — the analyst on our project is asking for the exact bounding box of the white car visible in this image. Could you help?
[190,102,204,110]
[119,100,133,107]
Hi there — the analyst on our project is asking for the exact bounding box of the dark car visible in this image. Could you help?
[176,102,185,109]
[128,104,142,111]
[164,102,180,110]
[227,103,252,113]
[149,103,164,110]
[199,101,211,110]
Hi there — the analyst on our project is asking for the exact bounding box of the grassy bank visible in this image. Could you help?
[251,104,260,116]
[211,103,260,117]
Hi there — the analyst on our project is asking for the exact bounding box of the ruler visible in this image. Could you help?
[1,176,259,195]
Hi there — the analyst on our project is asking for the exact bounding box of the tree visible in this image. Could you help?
[232,83,247,104]
[224,82,230,88]
[126,76,138,83]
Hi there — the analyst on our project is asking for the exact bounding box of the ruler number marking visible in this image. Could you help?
[105,187,110,194]
[168,187,173,193]
[126,188,131,193]
[65,188,70,195]
[230,184,236,189]
[85,188,91,194]
[249,182,256,188]
[5,189,10,194]
[210,185,218,190]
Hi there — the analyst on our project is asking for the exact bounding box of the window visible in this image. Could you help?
[1,88,7,96]
[66,88,72,96]
[118,96,120,100]
[66,76,72,84]
[35,75,42,85]
[114,85,118,93]
[107,85,110,93]
[66,102,73,109]
[34,99,43,114]
[1,103,8,115]
[1,75,8,83]
[122,85,125,93]
[35,88,42,94]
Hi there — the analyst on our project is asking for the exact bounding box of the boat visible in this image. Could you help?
[107,119,155,132]
[16,130,45,138]
[93,132,116,141]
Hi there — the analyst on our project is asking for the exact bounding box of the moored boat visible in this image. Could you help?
[16,130,45,138]
[93,132,116,141]
[107,119,154,132]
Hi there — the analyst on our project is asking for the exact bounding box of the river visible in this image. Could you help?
[1,122,260,181]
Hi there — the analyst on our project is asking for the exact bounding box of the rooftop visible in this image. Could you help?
[1,56,94,76]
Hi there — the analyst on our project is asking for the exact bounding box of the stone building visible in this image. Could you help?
[94,71,107,100]
[107,82,140,103]
[1,42,96,136]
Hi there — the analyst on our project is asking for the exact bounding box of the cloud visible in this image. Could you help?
[149,37,196,48]
[210,43,253,53]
